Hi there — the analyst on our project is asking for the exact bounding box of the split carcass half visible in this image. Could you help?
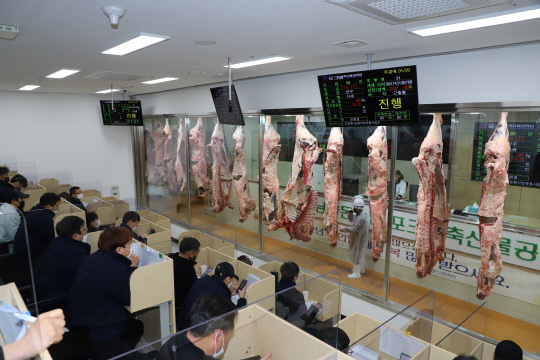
[163,119,179,195]
[151,119,166,186]
[323,127,344,248]
[262,116,281,228]
[232,126,256,222]
[209,121,234,213]
[189,118,211,198]
[477,112,510,300]
[175,119,188,192]
[271,115,322,241]
[144,128,158,185]
[412,114,451,279]
[366,126,388,261]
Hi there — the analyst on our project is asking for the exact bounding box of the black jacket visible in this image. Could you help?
[67,250,136,342]
[68,197,87,212]
[0,181,15,203]
[36,236,91,310]
[120,223,145,243]
[168,253,198,309]
[177,275,246,330]
[13,204,55,260]
[276,278,305,314]
[157,332,213,360]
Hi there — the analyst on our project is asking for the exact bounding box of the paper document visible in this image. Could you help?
[379,327,424,358]
[349,344,379,360]
[246,273,261,291]
[131,243,166,267]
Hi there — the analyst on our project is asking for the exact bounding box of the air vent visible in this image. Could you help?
[333,39,371,48]
[326,0,510,24]
[84,71,148,81]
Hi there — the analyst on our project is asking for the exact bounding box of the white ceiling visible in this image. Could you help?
[1,0,539,96]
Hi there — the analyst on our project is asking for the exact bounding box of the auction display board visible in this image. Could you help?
[100,100,143,126]
[318,65,419,127]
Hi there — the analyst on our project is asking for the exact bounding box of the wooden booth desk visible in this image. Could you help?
[85,232,175,348]
[22,184,46,211]
[181,229,236,258]
[100,197,130,222]
[0,283,52,360]
[86,200,116,225]
[136,209,171,230]
[53,201,86,236]
[259,261,342,323]
[223,305,340,360]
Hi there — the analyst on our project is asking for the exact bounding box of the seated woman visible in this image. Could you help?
[86,212,100,233]
[67,226,150,360]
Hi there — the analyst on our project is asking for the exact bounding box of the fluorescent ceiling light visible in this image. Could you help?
[408,6,540,37]
[46,68,81,79]
[102,33,170,56]
[224,55,294,69]
[141,77,179,84]
[95,89,120,94]
[18,85,40,91]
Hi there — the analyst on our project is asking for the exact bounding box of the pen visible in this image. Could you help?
[13,312,70,332]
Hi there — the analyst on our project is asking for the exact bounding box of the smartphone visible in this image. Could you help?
[149,229,155,235]
[400,353,411,360]
[201,267,213,277]
[238,279,248,291]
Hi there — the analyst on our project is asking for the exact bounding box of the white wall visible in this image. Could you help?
[0,91,136,199]
[139,43,540,114]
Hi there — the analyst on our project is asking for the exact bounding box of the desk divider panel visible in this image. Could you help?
[137,209,171,230]
[53,203,86,236]
[39,178,59,191]
[195,247,236,277]
[229,260,275,312]
[82,189,101,198]
[22,184,46,211]
[86,200,116,225]
[101,197,130,220]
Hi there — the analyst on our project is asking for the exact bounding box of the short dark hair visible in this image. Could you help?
[58,192,70,201]
[187,294,237,338]
[122,211,141,224]
[98,226,132,251]
[69,186,81,196]
[237,255,252,265]
[10,175,28,188]
[452,356,478,360]
[280,261,300,281]
[317,328,350,352]
[86,212,99,224]
[39,193,61,207]
[56,216,85,239]
[494,340,522,360]
[0,167,8,177]
[180,237,200,253]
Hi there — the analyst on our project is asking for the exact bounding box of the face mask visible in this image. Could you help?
[82,234,88,243]
[227,280,232,289]
[18,201,25,210]
[4,177,9,183]
[94,220,101,228]
[213,332,225,358]
[132,226,137,231]
[126,247,133,259]
[77,194,83,199]
[49,207,58,214]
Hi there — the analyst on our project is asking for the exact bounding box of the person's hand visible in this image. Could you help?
[261,352,275,360]
[230,285,239,295]
[142,234,149,238]
[238,285,247,299]
[130,253,139,267]
[315,301,322,310]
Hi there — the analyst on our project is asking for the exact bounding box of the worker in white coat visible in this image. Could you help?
[395,170,407,200]
[341,197,369,279]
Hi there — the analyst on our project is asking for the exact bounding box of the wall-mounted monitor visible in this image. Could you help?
[100,100,143,126]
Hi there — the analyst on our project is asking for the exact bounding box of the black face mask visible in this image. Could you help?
[18,201,25,211]
[3,176,9,183]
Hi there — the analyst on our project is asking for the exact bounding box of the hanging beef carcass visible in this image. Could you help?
[149,119,166,185]
[366,126,388,261]
[163,118,179,194]
[232,126,257,222]
[476,112,510,300]
[209,121,234,213]
[144,127,159,185]
[189,118,211,198]
[270,115,321,242]
[175,119,187,192]
[323,127,344,248]
[262,116,281,228]
[412,114,451,278]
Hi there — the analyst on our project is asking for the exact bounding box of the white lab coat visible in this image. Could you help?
[344,210,369,268]
[0,203,21,244]
[395,180,407,199]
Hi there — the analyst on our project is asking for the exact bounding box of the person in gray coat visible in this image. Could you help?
[341,197,369,279]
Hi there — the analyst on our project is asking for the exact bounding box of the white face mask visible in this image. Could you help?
[132,226,137,231]
[213,331,225,358]
[126,247,133,259]
[227,280,232,289]
[94,220,101,227]
[77,194,83,199]
[82,234,88,243]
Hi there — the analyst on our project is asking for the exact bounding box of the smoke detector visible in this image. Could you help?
[333,39,370,48]
[102,6,126,28]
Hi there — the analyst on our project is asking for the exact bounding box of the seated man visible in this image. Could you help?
[158,294,274,360]
[37,216,90,312]
[237,255,253,266]
[86,211,100,232]
[177,262,246,330]
[316,328,350,353]
[276,262,320,328]
[120,211,148,243]
[68,186,87,212]
[0,190,28,253]
[168,237,200,310]
[0,174,28,205]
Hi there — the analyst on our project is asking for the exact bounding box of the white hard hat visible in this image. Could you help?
[353,198,365,207]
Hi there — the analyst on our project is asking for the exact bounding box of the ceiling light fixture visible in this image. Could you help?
[95,89,120,93]
[102,33,170,56]
[408,5,540,37]
[46,68,81,79]
[102,6,126,28]
[141,77,180,84]
[18,85,40,91]
[223,55,294,69]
